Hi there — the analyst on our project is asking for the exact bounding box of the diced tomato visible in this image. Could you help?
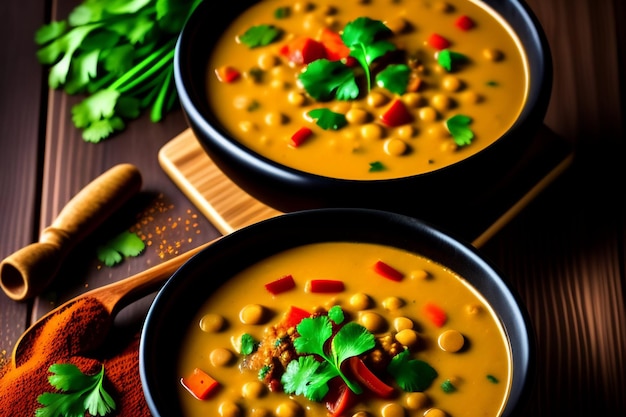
[424,302,447,327]
[380,99,413,127]
[427,33,451,50]
[373,260,404,281]
[308,279,345,293]
[283,305,311,328]
[265,274,296,294]
[214,65,240,83]
[348,357,395,398]
[319,27,351,61]
[279,36,326,65]
[325,378,357,416]
[290,126,313,147]
[180,368,219,400]
[455,15,475,31]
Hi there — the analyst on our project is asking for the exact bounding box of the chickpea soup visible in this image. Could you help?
[177,242,512,417]
[206,0,528,180]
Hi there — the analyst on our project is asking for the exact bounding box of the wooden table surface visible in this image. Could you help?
[1,0,624,415]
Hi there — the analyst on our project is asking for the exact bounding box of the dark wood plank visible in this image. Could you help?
[0,0,46,362]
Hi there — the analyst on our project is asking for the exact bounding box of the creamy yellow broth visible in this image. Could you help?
[178,242,512,417]
[206,0,527,180]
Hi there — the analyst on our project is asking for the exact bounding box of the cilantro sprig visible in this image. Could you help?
[35,0,203,142]
[281,306,375,400]
[96,230,145,267]
[446,114,475,146]
[36,364,116,417]
[299,17,396,101]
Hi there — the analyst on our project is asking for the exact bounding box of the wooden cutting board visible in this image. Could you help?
[159,127,574,247]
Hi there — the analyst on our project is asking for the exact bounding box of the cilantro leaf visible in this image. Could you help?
[445,114,475,146]
[36,364,116,417]
[369,161,386,172]
[307,108,348,130]
[294,315,333,357]
[331,322,375,366]
[299,59,359,101]
[387,349,438,392]
[240,333,258,355]
[437,49,468,72]
[328,305,344,324]
[96,231,145,267]
[375,63,410,95]
[238,24,283,48]
[281,356,337,401]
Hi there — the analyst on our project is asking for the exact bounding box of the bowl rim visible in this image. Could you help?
[139,208,536,417]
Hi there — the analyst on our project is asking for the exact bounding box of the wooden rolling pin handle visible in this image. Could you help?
[0,163,143,301]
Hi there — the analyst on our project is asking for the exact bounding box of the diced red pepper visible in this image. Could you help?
[424,302,447,327]
[279,36,326,65]
[319,27,351,61]
[428,33,451,50]
[283,305,311,328]
[325,378,356,416]
[265,274,296,295]
[455,15,475,31]
[290,126,313,147]
[308,279,345,293]
[380,99,413,127]
[180,368,219,400]
[214,65,240,83]
[373,260,404,281]
[348,357,395,398]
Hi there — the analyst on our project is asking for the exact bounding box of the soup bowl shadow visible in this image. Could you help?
[174,0,552,224]
[140,208,535,417]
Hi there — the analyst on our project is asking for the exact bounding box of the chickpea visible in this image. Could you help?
[331,101,351,114]
[465,303,484,315]
[431,94,453,112]
[275,399,303,417]
[199,313,225,332]
[383,138,407,156]
[270,79,288,89]
[402,92,423,108]
[293,1,313,13]
[360,123,385,140]
[385,17,409,34]
[393,316,414,332]
[418,106,438,122]
[382,296,404,310]
[438,329,465,352]
[242,381,267,399]
[359,311,387,333]
[395,125,416,140]
[251,409,271,417]
[257,53,278,70]
[352,412,372,417]
[440,140,457,153]
[233,95,254,110]
[405,392,430,410]
[346,107,371,124]
[350,292,372,310]
[218,400,242,417]
[409,269,430,280]
[381,402,406,417]
[210,347,234,367]
[483,48,504,61]
[428,124,450,139]
[433,0,453,13]
[264,111,286,126]
[239,304,266,324]
[238,120,257,133]
[441,75,462,92]
[367,91,389,107]
[459,90,482,104]
[424,408,447,417]
[395,329,420,348]
[287,91,307,106]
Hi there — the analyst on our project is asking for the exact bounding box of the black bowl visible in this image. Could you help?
[174,0,552,224]
[140,208,535,417]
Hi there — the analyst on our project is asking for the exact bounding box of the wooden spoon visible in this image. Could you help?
[11,236,219,366]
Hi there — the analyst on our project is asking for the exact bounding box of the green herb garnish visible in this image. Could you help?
[307,108,348,130]
[96,230,145,267]
[36,364,116,417]
[240,333,258,355]
[445,114,475,146]
[238,24,283,48]
[437,49,468,72]
[387,349,438,392]
[369,161,386,172]
[35,0,203,143]
[298,17,395,100]
[487,374,500,383]
[375,63,411,95]
[281,306,375,400]
[441,378,457,393]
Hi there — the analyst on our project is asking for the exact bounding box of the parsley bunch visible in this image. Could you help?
[35,0,202,143]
